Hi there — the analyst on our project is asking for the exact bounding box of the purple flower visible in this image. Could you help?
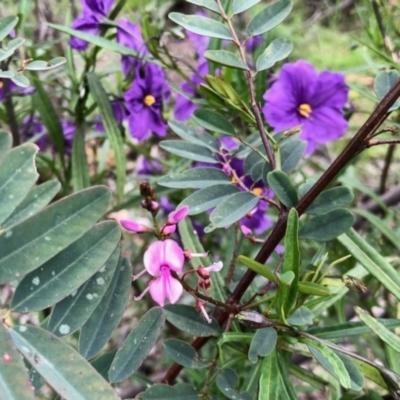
[69,0,114,50]
[117,19,147,76]
[263,60,349,154]
[0,78,35,100]
[174,58,208,121]
[21,116,47,150]
[136,155,162,175]
[94,99,127,132]
[124,63,170,141]
[135,239,184,306]
[245,35,263,53]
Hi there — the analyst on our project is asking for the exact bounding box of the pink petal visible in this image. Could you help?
[205,261,223,272]
[120,219,148,233]
[149,269,183,306]
[162,239,184,272]
[167,206,190,225]
[143,241,166,276]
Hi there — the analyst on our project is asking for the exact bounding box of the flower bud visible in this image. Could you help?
[120,220,148,233]
[161,224,176,236]
[167,205,189,225]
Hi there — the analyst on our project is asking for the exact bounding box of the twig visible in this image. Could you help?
[379,144,395,194]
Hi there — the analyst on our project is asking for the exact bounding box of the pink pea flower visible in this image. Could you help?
[134,239,184,307]
[120,220,148,233]
[166,205,189,225]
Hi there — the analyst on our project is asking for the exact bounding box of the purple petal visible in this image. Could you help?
[127,109,152,141]
[311,71,348,110]
[69,16,100,50]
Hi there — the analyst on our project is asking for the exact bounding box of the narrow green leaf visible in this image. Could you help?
[168,120,218,151]
[241,360,262,395]
[5,38,25,52]
[0,323,34,400]
[3,180,60,229]
[208,192,259,230]
[306,186,354,215]
[71,127,90,191]
[280,137,306,174]
[0,143,38,225]
[280,208,300,315]
[217,369,252,400]
[374,70,400,111]
[259,350,280,400]
[163,339,209,369]
[9,325,119,400]
[287,306,313,326]
[32,80,65,159]
[218,332,253,346]
[158,168,231,189]
[139,383,200,400]
[160,140,218,163]
[0,16,18,42]
[87,73,126,204]
[256,37,293,72]
[169,13,233,40]
[276,351,298,400]
[187,0,221,13]
[164,304,220,337]
[179,185,239,215]
[205,50,249,70]
[239,255,277,283]
[48,244,121,337]
[233,0,261,14]
[267,170,298,207]
[193,109,236,136]
[91,351,116,381]
[0,186,111,285]
[248,328,277,364]
[246,0,292,36]
[306,319,400,340]
[299,209,355,241]
[338,228,400,302]
[298,281,330,297]
[0,131,12,160]
[356,307,400,353]
[302,339,351,389]
[11,221,121,312]
[109,307,165,382]
[25,57,66,71]
[79,257,131,359]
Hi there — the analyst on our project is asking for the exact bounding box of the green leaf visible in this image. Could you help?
[306,319,400,340]
[12,221,120,312]
[0,70,14,78]
[32,80,65,159]
[306,187,354,215]
[256,37,293,72]
[0,16,18,42]
[207,192,259,230]
[109,307,165,382]
[246,0,292,36]
[193,109,236,136]
[374,70,400,111]
[0,144,38,225]
[355,209,400,252]
[139,383,200,400]
[218,332,253,346]
[216,369,252,400]
[158,168,231,189]
[5,38,25,52]
[168,120,218,151]
[244,146,266,176]
[299,208,355,241]
[163,339,210,369]
[0,186,111,285]
[91,351,116,381]
[0,323,34,400]
[280,138,306,174]
[79,257,131,359]
[355,307,400,353]
[287,306,313,326]
[71,127,90,191]
[11,74,30,88]
[168,13,233,40]
[48,245,121,337]
[337,228,400,302]
[9,325,119,400]
[164,304,220,337]
[239,255,277,283]
[267,170,298,207]
[2,180,60,229]
[0,131,12,160]
[233,0,261,14]
[186,0,221,13]
[248,328,277,364]
[160,140,218,163]
[280,208,300,315]
[87,73,126,204]
[299,178,316,198]
[204,50,249,70]
[276,351,298,400]
[259,350,280,400]
[179,185,239,215]
[241,360,262,395]
[298,281,330,297]
[24,57,66,71]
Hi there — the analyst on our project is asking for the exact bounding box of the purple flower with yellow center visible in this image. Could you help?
[69,0,113,50]
[263,60,349,154]
[124,63,170,141]
[134,239,184,307]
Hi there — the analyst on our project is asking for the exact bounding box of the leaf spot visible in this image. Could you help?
[96,277,105,285]
[59,324,70,335]
[32,277,40,285]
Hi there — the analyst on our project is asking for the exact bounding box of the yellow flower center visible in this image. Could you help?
[252,187,263,196]
[144,95,156,107]
[0,81,3,89]
[298,103,312,118]
[231,176,238,184]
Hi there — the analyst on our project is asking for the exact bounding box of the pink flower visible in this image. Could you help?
[135,240,184,306]
[120,220,148,233]
[167,205,189,225]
